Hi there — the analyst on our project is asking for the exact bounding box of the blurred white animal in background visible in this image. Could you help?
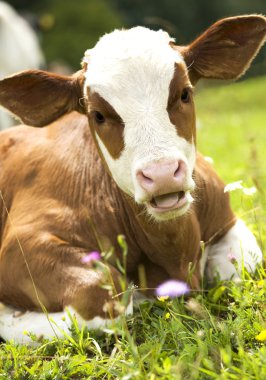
[0,1,44,130]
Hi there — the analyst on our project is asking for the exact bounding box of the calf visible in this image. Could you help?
[0,15,265,343]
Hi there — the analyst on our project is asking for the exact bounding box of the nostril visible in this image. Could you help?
[174,165,180,177]
[142,173,154,184]
[174,160,185,178]
[137,170,154,188]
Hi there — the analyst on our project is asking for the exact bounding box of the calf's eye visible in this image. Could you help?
[181,89,190,103]
[94,111,105,124]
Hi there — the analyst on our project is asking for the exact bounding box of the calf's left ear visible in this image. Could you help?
[0,69,86,127]
[176,15,266,83]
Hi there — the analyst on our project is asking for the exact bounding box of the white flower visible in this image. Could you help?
[224,180,257,196]
[242,186,257,196]
[224,180,243,193]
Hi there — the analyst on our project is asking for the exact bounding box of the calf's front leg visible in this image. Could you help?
[0,245,131,344]
[205,219,263,282]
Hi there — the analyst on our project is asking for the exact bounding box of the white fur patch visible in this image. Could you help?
[84,27,195,206]
[205,219,263,281]
[0,301,133,345]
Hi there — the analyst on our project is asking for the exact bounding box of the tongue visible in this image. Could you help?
[153,192,180,208]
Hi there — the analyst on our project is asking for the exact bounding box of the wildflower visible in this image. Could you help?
[255,330,266,341]
[165,312,171,320]
[155,280,190,298]
[257,279,265,288]
[81,251,101,264]
[157,295,169,302]
[186,298,208,318]
[242,186,257,196]
[204,156,214,165]
[224,180,257,196]
[224,180,243,193]
[197,330,205,338]
[228,252,237,263]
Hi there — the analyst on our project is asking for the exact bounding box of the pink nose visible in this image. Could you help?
[136,160,187,195]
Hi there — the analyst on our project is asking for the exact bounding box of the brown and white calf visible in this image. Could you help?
[0,15,265,343]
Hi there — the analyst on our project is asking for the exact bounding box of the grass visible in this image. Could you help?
[0,76,266,379]
[196,76,266,250]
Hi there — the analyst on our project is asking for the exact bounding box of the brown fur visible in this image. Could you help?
[167,62,196,142]
[0,70,86,127]
[0,112,235,313]
[87,91,125,159]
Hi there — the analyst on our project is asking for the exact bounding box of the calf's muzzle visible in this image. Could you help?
[136,160,187,197]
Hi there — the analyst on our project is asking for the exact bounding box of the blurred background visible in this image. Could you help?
[0,0,265,129]
[2,0,266,74]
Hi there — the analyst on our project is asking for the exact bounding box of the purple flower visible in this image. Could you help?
[228,252,237,263]
[81,251,101,264]
[155,280,190,298]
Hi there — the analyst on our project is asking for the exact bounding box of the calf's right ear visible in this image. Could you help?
[0,69,86,127]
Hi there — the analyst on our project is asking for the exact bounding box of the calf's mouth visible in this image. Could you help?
[149,191,188,212]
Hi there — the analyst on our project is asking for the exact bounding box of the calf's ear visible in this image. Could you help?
[0,69,86,127]
[176,15,266,83]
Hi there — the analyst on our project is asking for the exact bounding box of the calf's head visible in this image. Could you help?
[0,15,265,221]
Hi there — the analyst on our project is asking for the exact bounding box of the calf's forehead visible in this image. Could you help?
[83,27,187,118]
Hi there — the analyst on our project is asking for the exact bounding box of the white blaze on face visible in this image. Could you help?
[83,27,196,206]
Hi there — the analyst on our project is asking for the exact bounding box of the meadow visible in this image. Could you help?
[0,76,265,379]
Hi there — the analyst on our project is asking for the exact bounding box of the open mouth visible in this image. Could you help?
[149,191,189,212]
